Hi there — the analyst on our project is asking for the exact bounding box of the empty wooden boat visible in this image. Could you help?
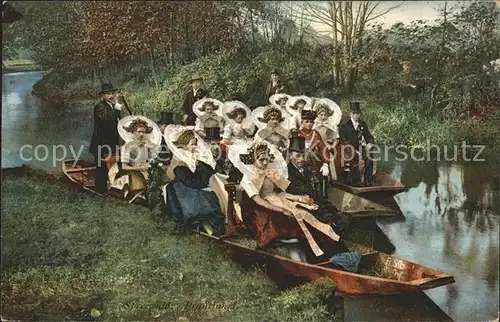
[331,173,406,216]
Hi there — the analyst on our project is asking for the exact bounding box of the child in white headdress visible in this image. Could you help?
[221,100,255,145]
[286,95,313,133]
[193,98,225,139]
[313,98,342,180]
[252,106,291,154]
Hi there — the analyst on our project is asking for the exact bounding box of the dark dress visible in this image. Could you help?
[164,160,224,235]
[182,88,209,126]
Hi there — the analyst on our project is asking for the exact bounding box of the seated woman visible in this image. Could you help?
[163,125,225,235]
[252,106,291,154]
[109,116,162,200]
[193,98,225,139]
[221,100,255,145]
[285,95,313,133]
[227,140,341,261]
[313,98,342,181]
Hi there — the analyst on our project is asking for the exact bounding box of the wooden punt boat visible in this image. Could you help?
[331,173,406,216]
[55,159,455,295]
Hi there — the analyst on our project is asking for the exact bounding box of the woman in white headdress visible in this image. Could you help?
[252,106,291,154]
[108,116,162,199]
[228,140,340,260]
[221,100,255,145]
[162,124,224,235]
[193,98,225,139]
[269,93,293,116]
[286,95,313,133]
[313,98,342,180]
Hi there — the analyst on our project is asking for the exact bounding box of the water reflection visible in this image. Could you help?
[379,160,500,321]
[1,72,92,171]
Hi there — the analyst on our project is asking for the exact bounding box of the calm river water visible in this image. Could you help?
[2,71,499,321]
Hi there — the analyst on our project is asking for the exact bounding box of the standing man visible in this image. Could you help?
[339,101,375,187]
[264,69,288,104]
[89,83,129,193]
[182,74,209,126]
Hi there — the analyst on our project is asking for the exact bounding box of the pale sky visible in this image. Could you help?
[304,0,492,34]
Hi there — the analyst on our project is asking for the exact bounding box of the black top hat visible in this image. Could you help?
[289,136,306,153]
[204,127,221,141]
[301,109,317,121]
[350,101,361,113]
[157,111,174,125]
[99,83,118,95]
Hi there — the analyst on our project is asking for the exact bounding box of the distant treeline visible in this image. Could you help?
[3,1,499,118]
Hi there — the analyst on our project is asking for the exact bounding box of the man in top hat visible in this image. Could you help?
[286,136,350,234]
[156,111,174,164]
[89,83,130,193]
[264,68,288,104]
[297,109,330,180]
[339,101,375,186]
[182,75,209,126]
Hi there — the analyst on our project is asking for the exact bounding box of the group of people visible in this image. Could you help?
[88,69,377,262]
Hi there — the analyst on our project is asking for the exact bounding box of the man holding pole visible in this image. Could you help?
[89,83,131,193]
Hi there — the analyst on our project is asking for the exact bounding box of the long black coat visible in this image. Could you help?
[339,119,374,150]
[182,88,209,125]
[264,81,288,103]
[89,100,123,157]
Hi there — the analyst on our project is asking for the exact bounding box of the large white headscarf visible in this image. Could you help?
[164,124,216,173]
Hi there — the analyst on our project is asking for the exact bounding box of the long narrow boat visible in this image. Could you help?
[331,172,406,216]
[54,159,455,295]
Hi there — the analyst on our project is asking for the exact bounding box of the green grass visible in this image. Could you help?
[1,173,341,321]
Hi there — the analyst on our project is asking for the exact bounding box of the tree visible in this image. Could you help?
[295,1,404,93]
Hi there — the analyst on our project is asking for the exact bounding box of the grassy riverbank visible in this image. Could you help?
[2,59,42,73]
[1,172,341,321]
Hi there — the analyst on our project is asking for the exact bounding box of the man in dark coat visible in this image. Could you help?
[264,69,288,104]
[339,101,375,187]
[89,83,130,193]
[156,111,174,164]
[286,136,351,235]
[182,75,209,126]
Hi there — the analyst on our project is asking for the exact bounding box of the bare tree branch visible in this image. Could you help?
[366,2,405,23]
